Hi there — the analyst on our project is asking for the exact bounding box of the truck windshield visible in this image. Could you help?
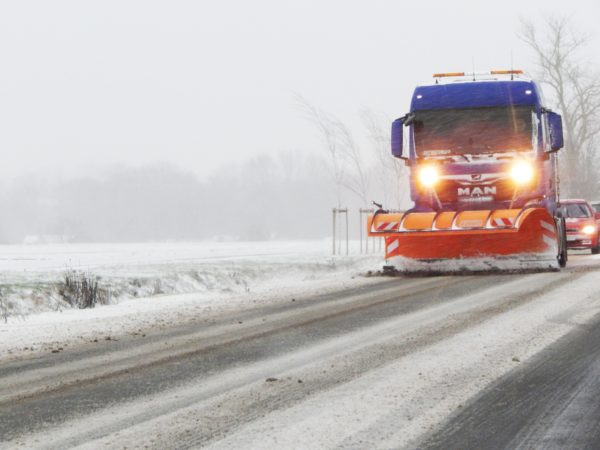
[413,106,534,157]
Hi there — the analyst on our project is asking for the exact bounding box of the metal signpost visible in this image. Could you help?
[332,208,349,255]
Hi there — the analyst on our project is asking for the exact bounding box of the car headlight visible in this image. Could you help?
[582,225,597,235]
[510,161,534,185]
[418,166,439,187]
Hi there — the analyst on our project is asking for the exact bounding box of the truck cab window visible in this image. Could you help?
[415,106,534,157]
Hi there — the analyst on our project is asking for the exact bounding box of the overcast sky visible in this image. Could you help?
[0,0,598,181]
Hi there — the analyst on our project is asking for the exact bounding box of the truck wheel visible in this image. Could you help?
[557,217,568,267]
[592,236,600,255]
[558,247,568,267]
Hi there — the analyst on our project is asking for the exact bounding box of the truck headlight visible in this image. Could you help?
[510,161,534,185]
[582,225,597,235]
[418,166,439,187]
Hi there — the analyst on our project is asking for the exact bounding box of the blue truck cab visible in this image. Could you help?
[391,71,564,215]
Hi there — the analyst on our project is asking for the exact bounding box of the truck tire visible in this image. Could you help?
[592,236,600,255]
[557,217,568,267]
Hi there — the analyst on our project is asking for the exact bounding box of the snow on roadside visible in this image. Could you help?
[0,240,382,317]
[0,241,384,360]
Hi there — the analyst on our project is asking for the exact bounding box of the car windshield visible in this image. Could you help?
[561,203,592,218]
[413,106,534,157]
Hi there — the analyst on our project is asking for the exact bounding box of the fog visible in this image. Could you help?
[0,154,326,243]
[0,1,598,243]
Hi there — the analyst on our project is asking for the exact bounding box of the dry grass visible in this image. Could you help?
[58,270,110,309]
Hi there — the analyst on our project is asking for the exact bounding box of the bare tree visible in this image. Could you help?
[361,109,409,209]
[519,16,600,198]
[296,95,369,207]
[296,95,346,207]
[336,120,369,207]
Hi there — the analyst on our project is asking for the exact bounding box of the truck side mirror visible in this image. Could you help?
[391,118,406,159]
[547,111,564,152]
[595,212,600,220]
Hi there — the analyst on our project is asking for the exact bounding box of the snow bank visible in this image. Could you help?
[0,240,383,319]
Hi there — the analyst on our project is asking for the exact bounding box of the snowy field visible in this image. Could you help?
[0,240,382,316]
[0,240,383,359]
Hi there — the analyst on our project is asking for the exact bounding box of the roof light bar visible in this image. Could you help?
[433,70,524,78]
[433,72,465,78]
[490,70,523,75]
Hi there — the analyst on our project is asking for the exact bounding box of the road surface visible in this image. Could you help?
[1,254,600,449]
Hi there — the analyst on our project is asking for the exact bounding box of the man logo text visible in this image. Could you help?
[457,186,497,197]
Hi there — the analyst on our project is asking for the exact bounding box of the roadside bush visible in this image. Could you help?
[58,270,110,309]
[0,289,7,322]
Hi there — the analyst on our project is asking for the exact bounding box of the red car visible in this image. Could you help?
[559,199,600,254]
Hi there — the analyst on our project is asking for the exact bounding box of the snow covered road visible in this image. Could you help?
[2,252,600,449]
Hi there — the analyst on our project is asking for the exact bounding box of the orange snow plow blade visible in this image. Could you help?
[368,208,558,260]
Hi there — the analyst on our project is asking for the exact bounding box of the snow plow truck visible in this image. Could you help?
[368,70,567,269]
